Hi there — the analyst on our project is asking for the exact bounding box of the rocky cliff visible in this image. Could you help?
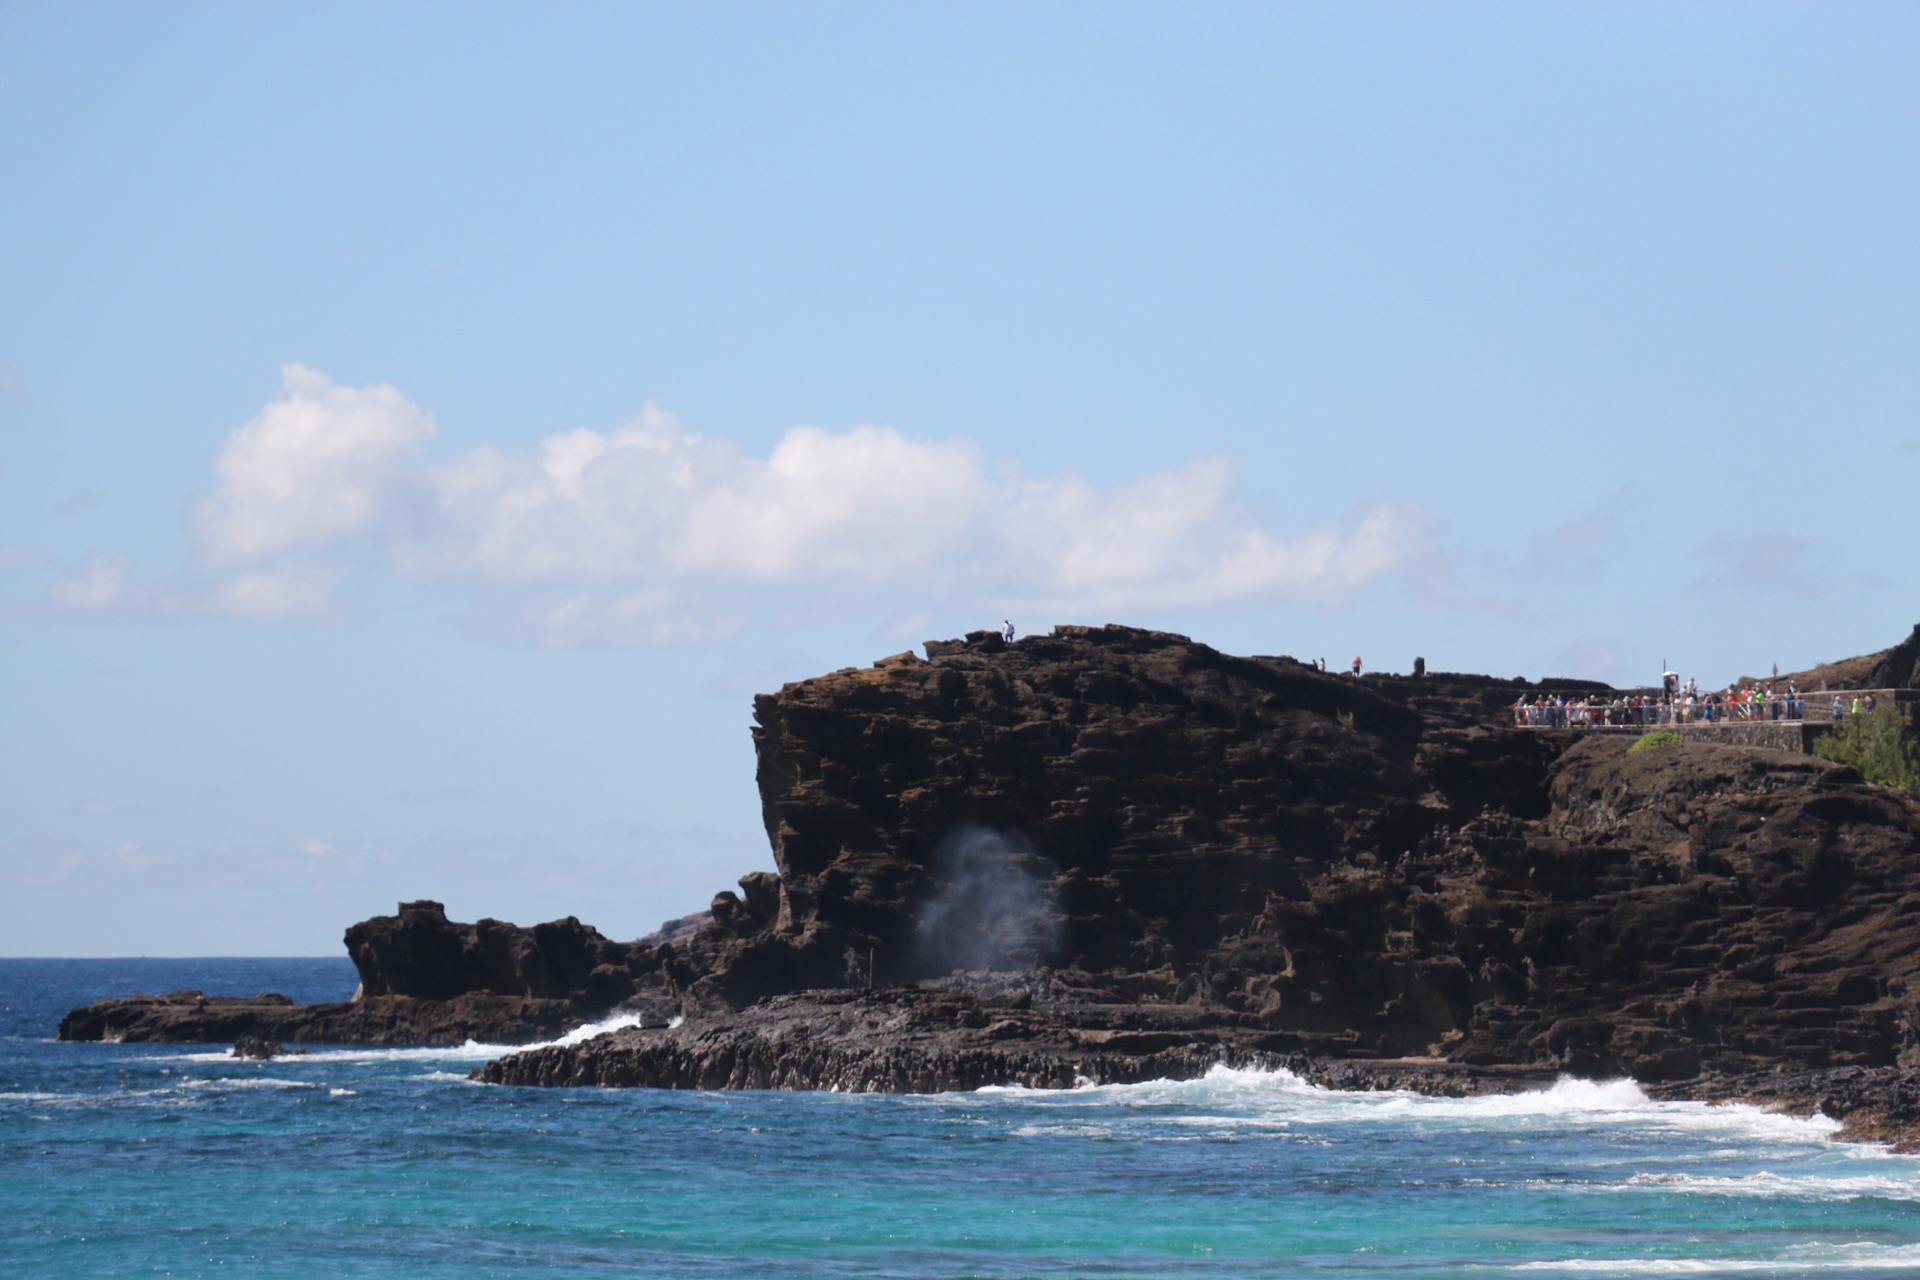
[61,623,1920,1138]
[474,625,1920,1091]
[1870,623,1920,691]
[59,900,683,1045]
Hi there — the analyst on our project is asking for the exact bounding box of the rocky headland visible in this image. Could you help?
[57,899,684,1045]
[62,623,1920,1142]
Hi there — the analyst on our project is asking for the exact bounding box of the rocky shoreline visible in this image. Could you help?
[59,623,1920,1145]
[463,978,1920,1151]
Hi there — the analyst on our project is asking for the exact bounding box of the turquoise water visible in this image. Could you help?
[8,961,1920,1277]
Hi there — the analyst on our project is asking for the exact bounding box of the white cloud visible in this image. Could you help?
[42,552,334,623]
[192,367,1432,643]
[195,363,434,566]
[206,564,336,620]
[51,554,129,611]
[297,837,335,858]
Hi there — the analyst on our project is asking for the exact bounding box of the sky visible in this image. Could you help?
[2,3,1915,956]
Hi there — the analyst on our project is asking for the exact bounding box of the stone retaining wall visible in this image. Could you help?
[1669,721,1824,753]
[1522,721,1825,753]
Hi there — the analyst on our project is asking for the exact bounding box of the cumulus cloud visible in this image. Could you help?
[192,367,1431,643]
[195,363,434,566]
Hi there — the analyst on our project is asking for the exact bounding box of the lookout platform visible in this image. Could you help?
[1514,689,1916,753]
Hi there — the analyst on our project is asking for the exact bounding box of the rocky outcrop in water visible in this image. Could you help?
[60,623,1920,1143]
[58,901,684,1046]
[476,626,1920,1112]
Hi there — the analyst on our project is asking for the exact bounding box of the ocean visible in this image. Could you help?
[7,960,1920,1278]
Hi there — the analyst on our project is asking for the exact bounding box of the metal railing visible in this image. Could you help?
[1512,689,1908,730]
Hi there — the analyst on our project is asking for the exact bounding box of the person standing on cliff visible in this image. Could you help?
[1001,619,1015,645]
[1352,656,1363,676]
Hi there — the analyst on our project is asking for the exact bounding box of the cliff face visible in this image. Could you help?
[732,627,1549,992]
[345,899,648,1006]
[686,625,1920,1078]
[63,623,1920,1097]
[1869,623,1920,690]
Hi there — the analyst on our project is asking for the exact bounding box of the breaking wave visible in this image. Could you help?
[974,1065,1846,1146]
[1510,1242,1920,1272]
[165,1009,658,1067]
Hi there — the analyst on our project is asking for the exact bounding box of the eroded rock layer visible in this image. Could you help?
[61,623,1920,1137]
[673,626,1920,1080]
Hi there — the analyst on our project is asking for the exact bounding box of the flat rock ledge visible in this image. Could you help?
[468,986,1920,1151]
[56,989,595,1047]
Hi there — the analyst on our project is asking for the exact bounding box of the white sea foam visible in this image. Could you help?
[1619,1171,1920,1203]
[977,1066,1844,1146]
[170,1044,499,1065]
[163,1009,658,1070]
[1511,1241,1920,1272]
[176,1075,316,1091]
[545,1011,652,1047]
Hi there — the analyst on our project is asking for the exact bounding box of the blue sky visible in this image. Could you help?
[2,3,1915,955]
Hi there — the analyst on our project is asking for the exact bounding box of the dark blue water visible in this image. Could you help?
[7,959,1920,1278]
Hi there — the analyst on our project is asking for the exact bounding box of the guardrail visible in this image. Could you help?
[1512,688,1911,730]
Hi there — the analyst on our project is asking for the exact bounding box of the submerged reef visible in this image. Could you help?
[62,623,1920,1141]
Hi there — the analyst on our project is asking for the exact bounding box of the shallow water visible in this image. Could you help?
[6,959,1920,1278]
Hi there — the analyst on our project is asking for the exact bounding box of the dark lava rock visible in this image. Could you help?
[231,1034,305,1059]
[471,976,1572,1097]
[57,984,593,1047]
[477,624,1920,1136]
[473,982,1292,1092]
[698,626,1920,1078]
[345,899,651,1003]
[58,903,681,1046]
[1868,623,1920,690]
[60,623,1920,1141]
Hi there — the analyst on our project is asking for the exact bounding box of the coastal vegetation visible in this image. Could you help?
[1812,706,1920,794]
[1628,730,1683,754]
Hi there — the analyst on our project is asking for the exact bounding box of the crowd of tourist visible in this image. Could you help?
[1509,679,1859,728]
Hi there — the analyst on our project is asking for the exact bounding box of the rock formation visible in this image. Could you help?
[59,901,683,1045]
[1869,623,1920,691]
[473,626,1920,1091]
[58,623,1920,1140]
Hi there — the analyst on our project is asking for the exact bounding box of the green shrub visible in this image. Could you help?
[1812,706,1920,794]
[1337,710,1357,733]
[1629,731,1684,754]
